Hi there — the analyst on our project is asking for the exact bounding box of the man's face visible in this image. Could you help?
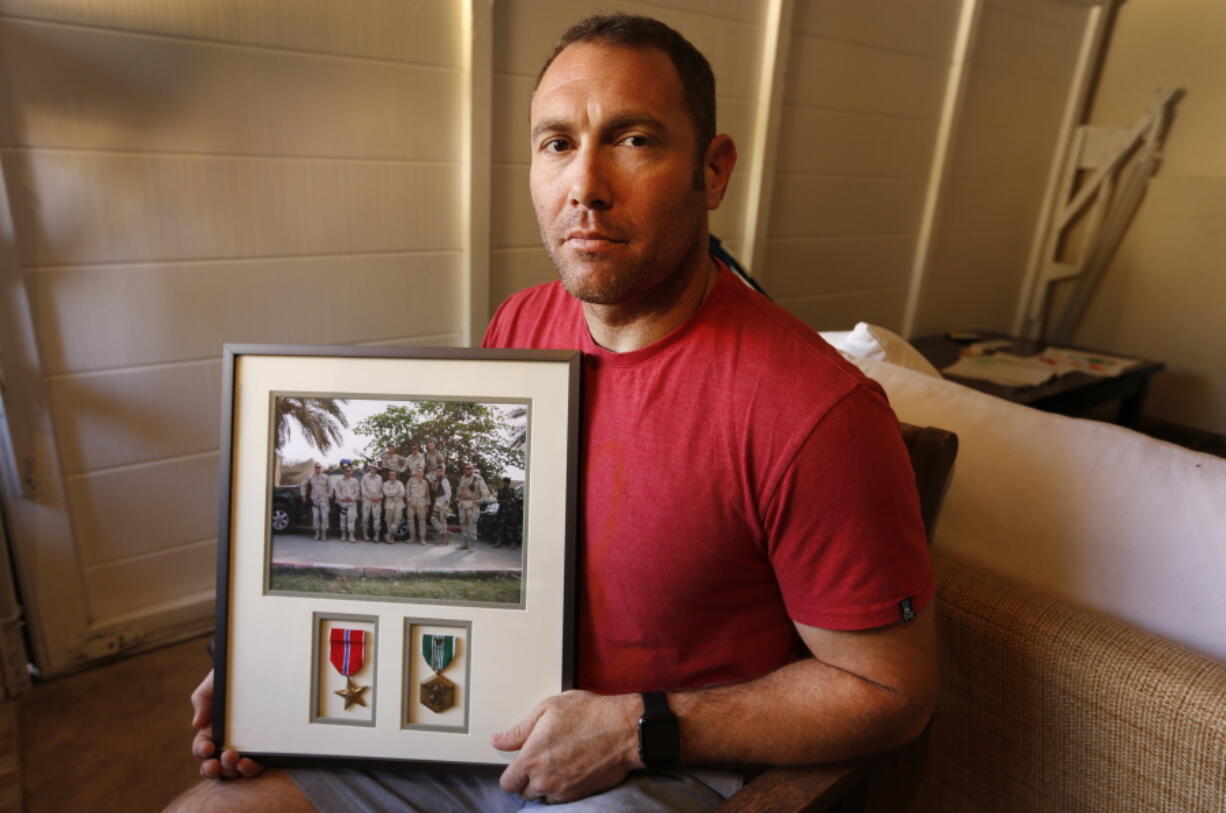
[529,42,711,305]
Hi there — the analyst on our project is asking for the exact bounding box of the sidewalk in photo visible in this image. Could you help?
[271,534,522,575]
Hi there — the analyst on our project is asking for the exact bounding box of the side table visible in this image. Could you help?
[911,333,1165,428]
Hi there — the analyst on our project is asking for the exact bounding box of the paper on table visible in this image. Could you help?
[1037,347,1139,377]
[942,354,1058,387]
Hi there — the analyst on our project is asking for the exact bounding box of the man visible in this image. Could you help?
[299,462,331,541]
[495,476,520,549]
[429,464,452,544]
[358,463,383,541]
[381,445,407,475]
[380,468,405,544]
[404,442,427,476]
[330,462,359,543]
[179,14,934,812]
[404,469,431,545]
[455,463,489,551]
[424,441,445,476]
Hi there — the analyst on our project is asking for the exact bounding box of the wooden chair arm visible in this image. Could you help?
[714,762,871,813]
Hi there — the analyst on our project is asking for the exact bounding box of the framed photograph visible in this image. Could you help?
[213,345,579,766]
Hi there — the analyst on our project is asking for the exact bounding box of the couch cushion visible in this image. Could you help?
[857,357,1226,662]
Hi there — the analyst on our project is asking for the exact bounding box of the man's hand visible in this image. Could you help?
[491,690,641,803]
[191,669,266,780]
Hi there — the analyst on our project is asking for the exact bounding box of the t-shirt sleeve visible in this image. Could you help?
[761,383,935,630]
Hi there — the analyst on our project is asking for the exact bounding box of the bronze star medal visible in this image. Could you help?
[420,634,457,713]
[328,628,370,711]
[334,676,370,709]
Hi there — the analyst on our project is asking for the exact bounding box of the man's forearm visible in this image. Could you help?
[666,653,934,767]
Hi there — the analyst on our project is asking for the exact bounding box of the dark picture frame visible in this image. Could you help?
[213,344,580,766]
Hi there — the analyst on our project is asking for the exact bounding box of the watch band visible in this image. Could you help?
[641,690,670,718]
[638,691,680,768]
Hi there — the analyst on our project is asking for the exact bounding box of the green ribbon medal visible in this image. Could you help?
[419,634,457,714]
[422,635,455,674]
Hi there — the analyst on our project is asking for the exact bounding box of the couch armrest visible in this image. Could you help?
[914,548,1226,812]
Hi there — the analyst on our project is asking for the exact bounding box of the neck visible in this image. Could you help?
[582,244,717,353]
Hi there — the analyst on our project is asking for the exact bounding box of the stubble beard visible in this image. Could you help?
[539,196,707,310]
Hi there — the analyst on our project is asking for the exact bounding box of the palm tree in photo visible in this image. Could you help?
[274,397,350,454]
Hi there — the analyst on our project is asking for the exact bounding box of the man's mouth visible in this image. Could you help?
[564,231,627,252]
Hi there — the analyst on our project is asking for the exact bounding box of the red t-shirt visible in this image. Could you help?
[483,267,933,694]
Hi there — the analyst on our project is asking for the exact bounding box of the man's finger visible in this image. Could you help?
[498,758,530,796]
[190,669,215,728]
[218,748,241,778]
[491,703,546,752]
[199,759,222,780]
[236,757,266,778]
[192,727,215,759]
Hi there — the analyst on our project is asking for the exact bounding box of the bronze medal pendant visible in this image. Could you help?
[420,672,456,713]
[335,675,370,709]
[419,634,457,713]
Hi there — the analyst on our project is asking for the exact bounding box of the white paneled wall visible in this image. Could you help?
[0,0,1103,673]
[0,1,466,671]
[763,0,961,333]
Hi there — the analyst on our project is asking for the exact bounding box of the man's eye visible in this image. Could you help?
[543,138,570,153]
[620,135,651,147]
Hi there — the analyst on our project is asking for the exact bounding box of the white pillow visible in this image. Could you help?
[818,322,941,378]
[858,357,1226,662]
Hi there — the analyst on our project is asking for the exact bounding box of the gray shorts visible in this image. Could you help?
[290,764,743,812]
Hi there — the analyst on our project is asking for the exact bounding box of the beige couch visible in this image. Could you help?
[832,339,1226,811]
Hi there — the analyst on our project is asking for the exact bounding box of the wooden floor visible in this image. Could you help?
[12,635,213,812]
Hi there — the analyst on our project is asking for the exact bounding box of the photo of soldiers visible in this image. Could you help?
[404,443,426,476]
[424,442,445,477]
[331,462,360,542]
[381,468,405,544]
[359,463,383,541]
[430,465,452,544]
[300,462,332,540]
[405,469,431,545]
[456,464,491,551]
[267,394,527,604]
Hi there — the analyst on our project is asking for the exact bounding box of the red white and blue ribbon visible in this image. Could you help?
[329,628,367,677]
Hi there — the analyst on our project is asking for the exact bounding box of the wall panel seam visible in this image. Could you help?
[790,30,950,64]
[356,331,465,346]
[62,450,218,482]
[0,147,462,166]
[631,0,761,26]
[767,233,915,243]
[780,103,937,124]
[776,286,907,305]
[25,248,464,272]
[43,357,219,383]
[0,13,464,72]
[44,329,465,380]
[81,537,216,574]
[983,3,1084,31]
[774,171,928,182]
[968,62,1068,87]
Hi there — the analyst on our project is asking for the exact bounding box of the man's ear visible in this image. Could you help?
[703,134,737,210]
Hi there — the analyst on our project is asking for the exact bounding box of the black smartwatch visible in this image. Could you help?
[637,691,680,769]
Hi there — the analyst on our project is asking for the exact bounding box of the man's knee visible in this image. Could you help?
[165,769,315,812]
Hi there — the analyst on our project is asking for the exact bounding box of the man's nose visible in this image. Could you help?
[568,145,612,211]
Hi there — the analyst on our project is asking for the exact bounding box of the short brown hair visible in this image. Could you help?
[536,14,716,154]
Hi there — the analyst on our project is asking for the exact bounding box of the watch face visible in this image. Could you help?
[639,716,681,763]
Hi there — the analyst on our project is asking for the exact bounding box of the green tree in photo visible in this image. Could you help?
[353,401,525,484]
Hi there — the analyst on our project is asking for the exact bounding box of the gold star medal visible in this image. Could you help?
[328,628,370,710]
[420,634,457,713]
